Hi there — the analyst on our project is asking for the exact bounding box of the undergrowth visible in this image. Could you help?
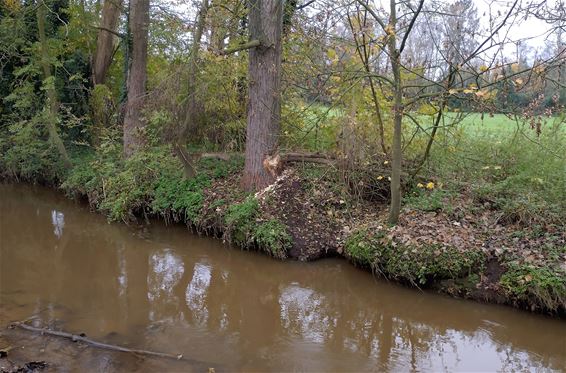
[345,228,485,285]
[428,119,566,225]
[500,261,566,312]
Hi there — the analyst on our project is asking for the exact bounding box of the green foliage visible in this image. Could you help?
[224,196,259,246]
[405,189,454,213]
[0,116,64,183]
[500,262,566,312]
[90,84,116,141]
[253,220,292,259]
[152,172,210,223]
[345,229,485,285]
[344,229,380,267]
[383,245,484,285]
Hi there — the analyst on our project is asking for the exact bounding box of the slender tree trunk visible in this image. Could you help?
[348,6,387,154]
[36,2,72,168]
[387,0,402,224]
[179,0,208,142]
[558,29,566,105]
[242,0,283,191]
[93,0,123,85]
[123,0,149,158]
[174,0,209,178]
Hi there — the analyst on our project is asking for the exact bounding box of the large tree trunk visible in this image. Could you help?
[241,0,283,191]
[387,0,402,224]
[36,2,72,168]
[123,0,149,158]
[92,0,122,85]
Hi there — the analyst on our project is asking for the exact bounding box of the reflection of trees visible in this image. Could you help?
[185,262,211,326]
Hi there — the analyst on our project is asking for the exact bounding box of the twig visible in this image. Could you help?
[11,322,183,361]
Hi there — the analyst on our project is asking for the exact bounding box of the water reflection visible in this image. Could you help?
[147,248,184,322]
[1,184,565,372]
[279,284,332,343]
[147,248,184,301]
[185,263,212,326]
[50,209,64,238]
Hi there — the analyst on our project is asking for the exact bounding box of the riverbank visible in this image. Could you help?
[1,146,565,316]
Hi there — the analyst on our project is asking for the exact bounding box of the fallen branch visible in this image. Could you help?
[11,322,183,361]
[280,152,337,165]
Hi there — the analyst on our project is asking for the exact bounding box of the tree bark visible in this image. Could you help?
[241,0,283,191]
[123,0,149,158]
[387,0,402,225]
[36,2,72,168]
[93,0,122,85]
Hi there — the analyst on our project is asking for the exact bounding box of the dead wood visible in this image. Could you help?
[11,322,184,361]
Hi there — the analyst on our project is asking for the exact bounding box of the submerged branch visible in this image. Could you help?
[11,322,184,361]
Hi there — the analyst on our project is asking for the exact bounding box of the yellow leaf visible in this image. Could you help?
[449,88,458,95]
[385,24,395,35]
[417,183,424,188]
[426,182,435,190]
[327,49,336,60]
[479,65,489,72]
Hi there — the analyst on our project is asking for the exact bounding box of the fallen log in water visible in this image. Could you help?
[10,322,184,361]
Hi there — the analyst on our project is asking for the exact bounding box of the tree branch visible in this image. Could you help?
[219,39,261,55]
[399,0,424,54]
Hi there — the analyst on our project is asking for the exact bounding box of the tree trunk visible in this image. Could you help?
[123,0,149,158]
[558,29,566,106]
[174,0,208,178]
[179,0,208,142]
[93,0,122,85]
[387,0,402,225]
[241,0,283,191]
[36,2,72,168]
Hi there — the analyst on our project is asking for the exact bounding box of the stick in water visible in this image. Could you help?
[11,322,183,360]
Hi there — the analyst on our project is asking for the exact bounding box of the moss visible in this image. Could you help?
[253,219,292,259]
[500,262,566,312]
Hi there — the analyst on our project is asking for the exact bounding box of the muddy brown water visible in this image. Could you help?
[0,184,565,372]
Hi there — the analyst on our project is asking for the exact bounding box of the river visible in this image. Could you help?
[0,183,564,372]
